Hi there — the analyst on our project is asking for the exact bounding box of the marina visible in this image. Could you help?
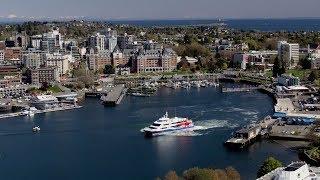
[0,104,82,119]
[0,85,295,180]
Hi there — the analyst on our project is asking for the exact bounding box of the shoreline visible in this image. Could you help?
[0,105,82,119]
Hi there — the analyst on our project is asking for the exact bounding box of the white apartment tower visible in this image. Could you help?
[89,33,106,52]
[278,41,300,69]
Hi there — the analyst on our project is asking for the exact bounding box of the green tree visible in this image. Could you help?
[308,70,319,82]
[104,65,115,75]
[164,171,179,180]
[183,167,217,180]
[257,157,283,178]
[272,56,285,77]
[299,56,311,69]
[184,34,198,44]
[225,167,241,180]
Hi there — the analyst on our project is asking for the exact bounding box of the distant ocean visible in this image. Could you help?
[107,19,320,32]
[1,18,320,32]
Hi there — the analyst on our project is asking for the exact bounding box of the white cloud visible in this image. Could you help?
[7,14,17,18]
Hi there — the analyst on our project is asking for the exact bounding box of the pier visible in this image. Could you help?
[225,116,277,148]
[101,84,127,106]
[221,86,259,93]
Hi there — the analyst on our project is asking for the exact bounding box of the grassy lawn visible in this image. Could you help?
[265,69,311,79]
[28,85,62,94]
[286,69,311,79]
[48,85,62,93]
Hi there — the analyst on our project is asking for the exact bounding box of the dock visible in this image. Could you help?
[0,105,82,119]
[221,86,259,93]
[101,84,127,106]
[225,116,277,148]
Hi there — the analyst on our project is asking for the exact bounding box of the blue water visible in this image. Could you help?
[0,86,298,179]
[107,19,320,31]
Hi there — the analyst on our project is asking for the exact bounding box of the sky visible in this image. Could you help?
[1,0,320,20]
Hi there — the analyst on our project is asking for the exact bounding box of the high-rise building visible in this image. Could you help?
[278,41,300,69]
[24,53,42,68]
[88,33,106,52]
[30,35,43,49]
[105,29,117,52]
[42,28,63,53]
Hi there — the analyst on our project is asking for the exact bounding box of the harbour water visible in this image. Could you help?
[0,86,299,179]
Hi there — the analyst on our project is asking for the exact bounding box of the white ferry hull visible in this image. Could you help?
[143,125,194,137]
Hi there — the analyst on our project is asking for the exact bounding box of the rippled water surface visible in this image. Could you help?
[0,85,298,180]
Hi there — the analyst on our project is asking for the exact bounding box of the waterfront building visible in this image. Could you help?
[278,41,300,69]
[88,33,106,52]
[45,53,70,76]
[278,74,300,86]
[87,49,112,71]
[42,28,63,53]
[0,85,28,97]
[257,161,320,180]
[30,35,43,49]
[30,95,59,110]
[248,50,278,69]
[133,48,177,73]
[233,53,249,70]
[30,67,60,87]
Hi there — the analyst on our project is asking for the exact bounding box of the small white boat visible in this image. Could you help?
[32,126,41,132]
[131,93,151,97]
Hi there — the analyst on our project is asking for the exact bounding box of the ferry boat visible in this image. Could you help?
[141,112,194,137]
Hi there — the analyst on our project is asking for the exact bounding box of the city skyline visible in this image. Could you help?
[1,0,320,20]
